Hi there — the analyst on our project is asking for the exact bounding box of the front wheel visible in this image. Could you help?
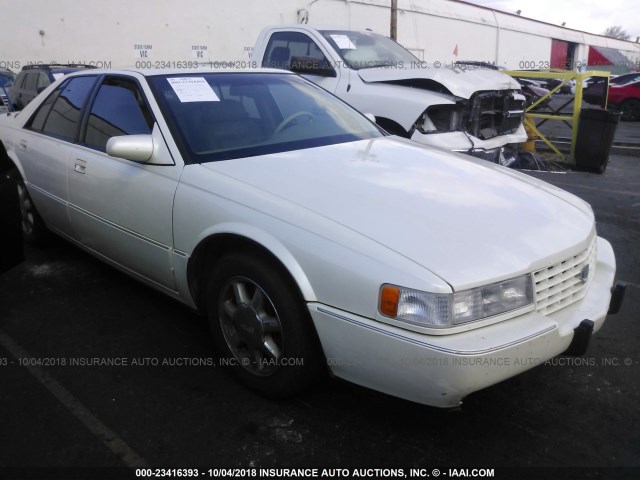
[205,252,324,397]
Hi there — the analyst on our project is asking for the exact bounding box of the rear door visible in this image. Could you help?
[16,75,99,238]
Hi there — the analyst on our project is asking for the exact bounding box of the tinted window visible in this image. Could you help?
[148,73,382,163]
[84,77,153,151]
[42,76,97,141]
[37,73,50,90]
[28,84,63,132]
[0,73,14,87]
[262,32,331,71]
[24,73,39,90]
[14,73,27,88]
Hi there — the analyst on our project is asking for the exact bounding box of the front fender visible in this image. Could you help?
[186,222,317,303]
[345,81,457,131]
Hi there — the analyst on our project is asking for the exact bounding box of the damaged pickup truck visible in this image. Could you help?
[253,25,527,163]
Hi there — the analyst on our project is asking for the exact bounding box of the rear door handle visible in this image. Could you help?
[18,140,27,151]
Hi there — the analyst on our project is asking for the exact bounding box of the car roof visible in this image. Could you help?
[19,64,97,74]
[49,67,88,74]
[613,80,640,87]
[612,72,640,84]
[62,67,293,78]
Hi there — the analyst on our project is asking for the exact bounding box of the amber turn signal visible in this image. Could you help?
[379,285,400,317]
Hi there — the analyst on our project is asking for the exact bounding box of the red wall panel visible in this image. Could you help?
[551,39,569,69]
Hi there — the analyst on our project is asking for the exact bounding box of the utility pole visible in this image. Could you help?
[390,0,398,40]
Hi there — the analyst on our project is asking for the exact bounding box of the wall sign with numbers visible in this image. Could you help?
[191,45,208,60]
[134,44,153,59]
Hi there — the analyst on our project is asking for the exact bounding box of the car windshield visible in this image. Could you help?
[0,71,15,87]
[612,74,640,86]
[320,30,419,70]
[148,72,382,163]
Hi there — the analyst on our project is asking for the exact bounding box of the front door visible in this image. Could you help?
[67,75,180,290]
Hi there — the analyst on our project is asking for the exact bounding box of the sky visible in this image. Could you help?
[467,0,640,40]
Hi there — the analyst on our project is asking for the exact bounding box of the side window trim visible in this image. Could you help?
[264,31,336,77]
[16,73,26,89]
[77,73,106,145]
[74,75,103,143]
[25,79,68,133]
[80,74,157,153]
[39,75,100,143]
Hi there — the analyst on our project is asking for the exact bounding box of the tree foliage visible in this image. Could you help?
[602,25,630,40]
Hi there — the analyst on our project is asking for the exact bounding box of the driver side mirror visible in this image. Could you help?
[106,135,154,162]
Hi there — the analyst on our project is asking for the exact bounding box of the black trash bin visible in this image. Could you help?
[574,108,621,173]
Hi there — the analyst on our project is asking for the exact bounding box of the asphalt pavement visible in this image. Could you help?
[0,155,638,480]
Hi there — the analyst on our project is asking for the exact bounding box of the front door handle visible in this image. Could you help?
[74,160,87,174]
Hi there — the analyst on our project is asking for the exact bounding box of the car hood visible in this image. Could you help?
[202,138,594,290]
[357,67,520,99]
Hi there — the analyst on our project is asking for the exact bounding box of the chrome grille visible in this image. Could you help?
[534,236,597,315]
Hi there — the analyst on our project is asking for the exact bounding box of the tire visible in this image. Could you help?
[205,252,324,398]
[11,171,49,245]
[595,157,608,174]
[620,99,640,122]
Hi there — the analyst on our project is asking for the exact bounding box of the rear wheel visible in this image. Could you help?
[620,99,640,122]
[13,172,49,245]
[205,252,323,397]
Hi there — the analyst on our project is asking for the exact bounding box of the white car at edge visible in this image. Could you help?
[0,68,623,408]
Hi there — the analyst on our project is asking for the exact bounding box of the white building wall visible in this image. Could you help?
[296,0,638,69]
[0,0,301,69]
[497,30,552,70]
[306,0,500,64]
[0,0,638,72]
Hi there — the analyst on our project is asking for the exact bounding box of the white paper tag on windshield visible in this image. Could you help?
[52,73,65,80]
[167,77,220,102]
[330,34,356,50]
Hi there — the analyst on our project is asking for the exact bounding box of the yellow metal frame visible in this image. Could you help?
[503,69,610,165]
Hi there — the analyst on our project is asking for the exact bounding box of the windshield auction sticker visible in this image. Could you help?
[330,34,356,49]
[167,77,220,102]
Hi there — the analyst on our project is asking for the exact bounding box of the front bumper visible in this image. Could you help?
[309,237,618,408]
[409,124,527,154]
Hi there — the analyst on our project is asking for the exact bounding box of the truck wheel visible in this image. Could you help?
[620,99,640,122]
[13,172,49,245]
[205,252,323,397]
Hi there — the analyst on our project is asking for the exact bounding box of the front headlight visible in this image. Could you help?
[379,274,533,329]
[416,104,464,133]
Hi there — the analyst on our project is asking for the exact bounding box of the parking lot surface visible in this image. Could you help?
[0,155,638,479]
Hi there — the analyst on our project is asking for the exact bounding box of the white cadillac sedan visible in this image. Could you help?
[0,68,624,408]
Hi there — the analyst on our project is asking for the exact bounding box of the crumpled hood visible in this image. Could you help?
[203,138,594,290]
[358,67,521,99]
